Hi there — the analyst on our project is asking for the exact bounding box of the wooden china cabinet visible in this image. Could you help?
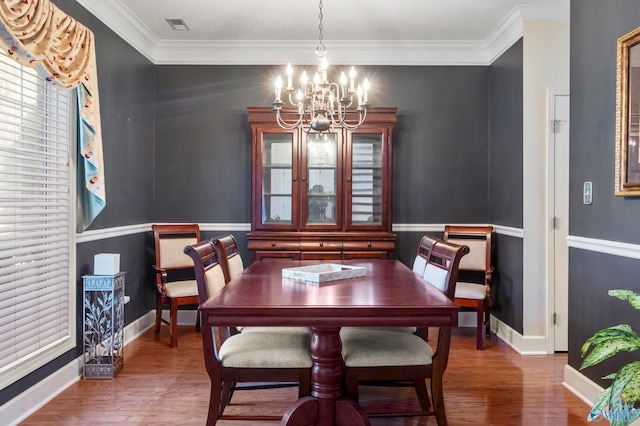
[247,106,397,261]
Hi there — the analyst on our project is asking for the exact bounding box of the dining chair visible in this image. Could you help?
[443,225,494,350]
[340,239,469,423]
[354,234,440,336]
[184,240,312,425]
[152,223,201,348]
[211,233,311,334]
[211,234,244,283]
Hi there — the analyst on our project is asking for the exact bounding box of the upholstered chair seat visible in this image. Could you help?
[454,281,487,300]
[164,280,198,298]
[220,330,313,368]
[341,328,434,367]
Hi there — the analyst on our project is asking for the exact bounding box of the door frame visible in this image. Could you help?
[545,88,569,353]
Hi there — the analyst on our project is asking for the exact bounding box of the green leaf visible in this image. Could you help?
[620,361,640,402]
[592,386,611,412]
[607,364,640,426]
[580,325,640,369]
[609,290,640,312]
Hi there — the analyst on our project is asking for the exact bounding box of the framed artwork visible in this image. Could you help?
[615,26,640,196]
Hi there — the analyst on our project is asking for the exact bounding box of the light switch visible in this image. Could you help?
[583,181,593,205]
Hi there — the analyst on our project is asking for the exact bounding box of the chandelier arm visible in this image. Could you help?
[335,109,367,131]
[275,109,304,130]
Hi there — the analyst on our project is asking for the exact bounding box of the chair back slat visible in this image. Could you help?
[443,225,493,274]
[424,239,470,300]
[445,238,487,271]
[227,254,244,281]
[422,263,449,293]
[158,238,198,268]
[213,234,245,283]
[412,235,438,276]
[183,240,226,307]
[153,224,201,270]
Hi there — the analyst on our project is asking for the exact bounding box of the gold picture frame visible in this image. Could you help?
[615,26,640,196]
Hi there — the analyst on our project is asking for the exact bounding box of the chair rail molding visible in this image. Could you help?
[393,223,523,238]
[568,235,640,259]
[76,223,251,243]
[77,223,524,244]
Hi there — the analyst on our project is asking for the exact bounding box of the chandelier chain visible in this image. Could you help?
[317,0,325,53]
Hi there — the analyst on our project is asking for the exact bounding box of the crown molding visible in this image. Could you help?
[75,0,157,62]
[76,1,569,66]
[152,39,491,66]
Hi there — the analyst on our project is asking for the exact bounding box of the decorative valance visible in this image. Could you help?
[0,0,105,231]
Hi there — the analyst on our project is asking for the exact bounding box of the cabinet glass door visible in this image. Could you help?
[349,133,383,226]
[261,133,293,225]
[303,132,340,228]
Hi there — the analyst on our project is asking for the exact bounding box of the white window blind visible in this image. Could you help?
[0,51,75,388]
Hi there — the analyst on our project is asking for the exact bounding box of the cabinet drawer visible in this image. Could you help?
[255,251,301,260]
[248,241,301,251]
[342,241,395,251]
[343,251,391,260]
[300,241,343,251]
[300,251,342,260]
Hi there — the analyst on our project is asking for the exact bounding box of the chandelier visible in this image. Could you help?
[272,0,370,133]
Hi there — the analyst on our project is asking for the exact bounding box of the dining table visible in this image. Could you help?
[198,258,460,426]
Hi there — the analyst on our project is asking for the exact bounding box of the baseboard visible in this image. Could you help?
[562,364,640,424]
[562,364,601,407]
[2,311,156,426]
[490,315,548,355]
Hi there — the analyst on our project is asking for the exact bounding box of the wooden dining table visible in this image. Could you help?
[198,259,460,426]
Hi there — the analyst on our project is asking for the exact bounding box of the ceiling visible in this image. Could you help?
[74,0,569,66]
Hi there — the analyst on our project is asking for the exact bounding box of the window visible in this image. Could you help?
[0,51,75,390]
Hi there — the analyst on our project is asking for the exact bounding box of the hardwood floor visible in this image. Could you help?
[21,326,591,425]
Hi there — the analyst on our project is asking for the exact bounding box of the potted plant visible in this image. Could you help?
[581,290,640,425]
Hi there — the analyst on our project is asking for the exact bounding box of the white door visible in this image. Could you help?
[551,92,569,352]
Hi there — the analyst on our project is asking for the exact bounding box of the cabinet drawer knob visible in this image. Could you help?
[347,177,352,182]
[367,242,372,248]
[319,242,324,247]
[271,242,276,247]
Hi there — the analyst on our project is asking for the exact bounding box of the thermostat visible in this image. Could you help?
[583,181,592,205]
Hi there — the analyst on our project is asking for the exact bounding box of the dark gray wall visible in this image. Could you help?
[568,0,640,386]
[487,40,524,333]
[154,65,489,269]
[1,0,156,405]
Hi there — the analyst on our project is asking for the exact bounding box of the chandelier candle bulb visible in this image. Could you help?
[340,72,347,99]
[286,64,293,89]
[363,78,370,104]
[275,76,282,103]
[349,67,356,93]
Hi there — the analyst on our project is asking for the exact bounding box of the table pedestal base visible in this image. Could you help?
[282,397,369,426]
[281,326,370,426]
